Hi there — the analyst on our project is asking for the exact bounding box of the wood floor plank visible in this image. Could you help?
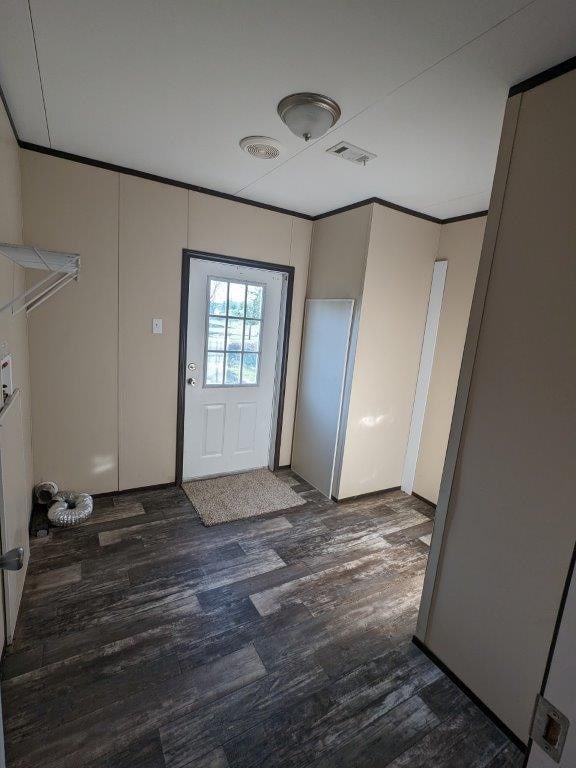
[7,690,169,768]
[225,692,439,768]
[159,706,219,768]
[304,695,440,768]
[3,627,181,746]
[206,659,330,744]
[85,732,167,768]
[0,643,45,681]
[84,501,146,525]
[24,563,82,593]
[156,643,267,711]
[196,561,312,610]
[249,545,426,620]
[43,593,260,667]
[382,704,509,768]
[185,747,230,768]
[484,743,526,768]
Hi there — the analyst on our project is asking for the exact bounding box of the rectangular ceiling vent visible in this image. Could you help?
[326,141,377,166]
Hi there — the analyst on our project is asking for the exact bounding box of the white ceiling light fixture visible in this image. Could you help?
[239,136,283,159]
[277,92,341,141]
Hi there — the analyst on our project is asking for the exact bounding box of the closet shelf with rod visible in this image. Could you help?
[0,243,80,316]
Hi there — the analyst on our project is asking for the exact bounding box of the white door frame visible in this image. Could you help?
[401,260,447,495]
[176,250,293,484]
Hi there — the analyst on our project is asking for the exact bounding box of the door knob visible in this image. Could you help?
[187,377,196,387]
[0,547,24,571]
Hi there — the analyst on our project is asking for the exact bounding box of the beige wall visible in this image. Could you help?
[424,70,576,741]
[413,216,485,503]
[0,100,33,505]
[305,202,481,502]
[307,206,372,301]
[22,153,119,494]
[118,176,187,490]
[21,151,311,493]
[0,98,34,643]
[338,205,441,498]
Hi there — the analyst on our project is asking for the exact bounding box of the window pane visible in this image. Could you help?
[226,318,244,351]
[207,316,226,350]
[209,280,228,316]
[242,353,259,384]
[243,320,261,352]
[206,352,224,385]
[246,285,263,319]
[228,282,246,317]
[225,352,242,384]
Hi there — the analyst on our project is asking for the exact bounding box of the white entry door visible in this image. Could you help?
[182,258,285,481]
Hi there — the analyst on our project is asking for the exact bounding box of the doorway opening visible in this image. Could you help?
[176,250,294,485]
[401,259,448,495]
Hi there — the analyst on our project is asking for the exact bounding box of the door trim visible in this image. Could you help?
[176,250,294,485]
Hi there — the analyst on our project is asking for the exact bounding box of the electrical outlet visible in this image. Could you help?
[152,318,163,334]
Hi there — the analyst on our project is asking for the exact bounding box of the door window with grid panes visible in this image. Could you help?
[205,278,264,386]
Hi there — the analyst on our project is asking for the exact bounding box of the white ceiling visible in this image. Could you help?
[1,0,576,218]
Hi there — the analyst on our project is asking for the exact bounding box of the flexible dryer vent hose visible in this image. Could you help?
[48,492,93,527]
[35,481,59,505]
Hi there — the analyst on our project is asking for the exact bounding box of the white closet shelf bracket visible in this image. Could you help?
[0,243,80,316]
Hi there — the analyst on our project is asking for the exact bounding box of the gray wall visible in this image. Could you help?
[424,69,576,741]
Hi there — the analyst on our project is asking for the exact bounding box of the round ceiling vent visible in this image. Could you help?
[239,136,282,160]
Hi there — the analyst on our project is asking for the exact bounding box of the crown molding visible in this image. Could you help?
[5,52,576,226]
[509,53,576,97]
[5,83,485,225]
[16,140,488,226]
[18,141,316,221]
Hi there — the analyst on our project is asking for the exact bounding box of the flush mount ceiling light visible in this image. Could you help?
[277,92,341,141]
[239,136,283,159]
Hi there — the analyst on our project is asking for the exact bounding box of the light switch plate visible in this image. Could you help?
[152,318,163,334]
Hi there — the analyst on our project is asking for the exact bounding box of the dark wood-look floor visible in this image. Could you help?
[1,471,524,768]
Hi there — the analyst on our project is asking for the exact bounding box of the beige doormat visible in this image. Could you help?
[182,468,306,526]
